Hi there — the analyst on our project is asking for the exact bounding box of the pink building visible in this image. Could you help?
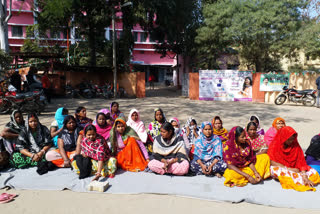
[7,0,177,83]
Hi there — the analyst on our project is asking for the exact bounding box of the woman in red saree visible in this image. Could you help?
[268,126,320,191]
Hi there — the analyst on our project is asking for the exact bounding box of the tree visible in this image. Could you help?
[37,0,111,66]
[196,0,307,72]
[137,0,202,58]
[0,0,12,53]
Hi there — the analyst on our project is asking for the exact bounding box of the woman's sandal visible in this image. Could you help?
[0,193,17,204]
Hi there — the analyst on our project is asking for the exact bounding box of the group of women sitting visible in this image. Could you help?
[1,102,320,192]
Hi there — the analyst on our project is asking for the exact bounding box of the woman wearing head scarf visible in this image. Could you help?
[46,116,80,167]
[268,126,320,192]
[264,117,286,146]
[212,116,228,143]
[182,117,200,145]
[190,122,227,177]
[0,110,25,154]
[148,108,166,140]
[10,113,52,168]
[127,109,148,143]
[223,126,270,187]
[305,134,320,174]
[249,115,265,135]
[0,110,24,169]
[169,117,190,152]
[92,108,112,126]
[110,117,148,172]
[110,102,124,121]
[50,107,68,147]
[94,112,112,140]
[148,122,189,176]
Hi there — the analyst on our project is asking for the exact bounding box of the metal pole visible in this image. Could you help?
[112,8,117,97]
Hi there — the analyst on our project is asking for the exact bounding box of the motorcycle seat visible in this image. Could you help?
[297,89,314,94]
[14,93,25,99]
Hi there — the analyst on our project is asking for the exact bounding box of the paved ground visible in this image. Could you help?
[1,87,320,213]
[1,86,318,149]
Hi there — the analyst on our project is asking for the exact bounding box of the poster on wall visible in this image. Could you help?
[199,70,252,101]
[259,73,290,91]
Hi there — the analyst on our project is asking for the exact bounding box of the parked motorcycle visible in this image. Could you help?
[274,86,317,106]
[0,90,47,114]
[78,81,95,99]
[65,84,80,98]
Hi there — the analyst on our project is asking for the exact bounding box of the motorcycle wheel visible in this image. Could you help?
[82,91,93,99]
[303,95,316,106]
[0,99,12,114]
[275,95,287,105]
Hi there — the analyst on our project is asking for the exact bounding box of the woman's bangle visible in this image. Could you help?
[95,172,102,176]
[31,153,35,159]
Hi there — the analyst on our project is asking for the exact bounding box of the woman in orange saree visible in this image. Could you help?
[109,118,148,172]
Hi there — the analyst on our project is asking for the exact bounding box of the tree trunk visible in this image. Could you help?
[255,59,262,73]
[0,0,11,53]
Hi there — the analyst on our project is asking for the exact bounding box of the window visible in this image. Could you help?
[133,32,138,42]
[140,32,147,42]
[12,26,23,37]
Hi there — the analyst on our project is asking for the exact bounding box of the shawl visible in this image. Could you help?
[110,102,124,120]
[16,114,52,153]
[194,122,223,162]
[268,126,310,171]
[223,126,256,168]
[80,135,111,161]
[249,115,265,135]
[246,132,267,152]
[264,117,286,146]
[92,108,111,125]
[169,117,183,136]
[148,108,166,139]
[127,109,148,143]
[5,110,25,134]
[211,116,228,142]
[75,115,93,130]
[94,113,112,140]
[109,118,139,151]
[153,134,189,161]
[53,107,67,146]
[58,128,80,152]
[305,134,320,160]
[182,117,200,144]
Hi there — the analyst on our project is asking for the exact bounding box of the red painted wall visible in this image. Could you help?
[189,72,199,100]
[252,73,265,103]
[136,72,145,98]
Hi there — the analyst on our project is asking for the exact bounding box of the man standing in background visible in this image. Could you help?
[316,75,320,108]
[41,70,51,103]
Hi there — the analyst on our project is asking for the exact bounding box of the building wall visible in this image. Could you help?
[264,73,320,104]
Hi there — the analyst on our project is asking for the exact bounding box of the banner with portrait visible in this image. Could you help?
[199,70,252,101]
[259,73,290,91]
